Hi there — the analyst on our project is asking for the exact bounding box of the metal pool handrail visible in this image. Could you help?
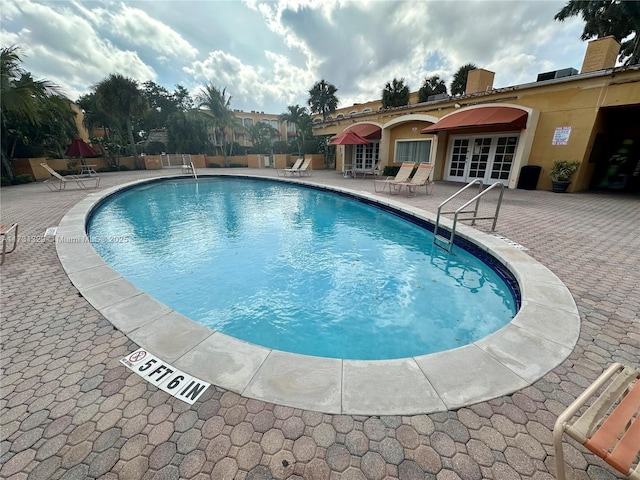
[434,180,505,253]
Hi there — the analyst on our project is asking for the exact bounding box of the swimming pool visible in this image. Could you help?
[57,172,579,414]
[88,177,517,360]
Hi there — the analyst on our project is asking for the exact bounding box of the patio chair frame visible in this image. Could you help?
[40,163,100,191]
[0,223,18,265]
[553,362,640,480]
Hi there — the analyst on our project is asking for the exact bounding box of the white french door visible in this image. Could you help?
[445,134,519,185]
[353,142,380,171]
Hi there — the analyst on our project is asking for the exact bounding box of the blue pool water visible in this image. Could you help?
[88,177,517,360]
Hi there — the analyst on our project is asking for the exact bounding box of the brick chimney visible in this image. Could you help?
[465,69,495,94]
[580,36,620,73]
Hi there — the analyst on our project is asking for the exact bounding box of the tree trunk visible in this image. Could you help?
[1,153,15,182]
[222,130,229,167]
[127,119,140,169]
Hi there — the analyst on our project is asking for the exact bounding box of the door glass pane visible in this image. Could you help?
[449,139,469,176]
[491,136,518,180]
[469,137,491,178]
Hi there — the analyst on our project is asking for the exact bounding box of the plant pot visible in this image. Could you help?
[552,180,571,193]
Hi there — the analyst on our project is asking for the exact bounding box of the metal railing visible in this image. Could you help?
[433,180,505,253]
[180,161,198,181]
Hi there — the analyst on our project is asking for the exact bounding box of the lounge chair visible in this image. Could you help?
[361,160,383,178]
[294,158,313,177]
[390,163,434,196]
[40,163,100,191]
[373,162,415,193]
[0,223,18,265]
[553,362,640,480]
[278,158,304,177]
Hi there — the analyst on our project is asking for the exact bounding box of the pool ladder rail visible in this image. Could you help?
[434,179,505,253]
[182,161,198,181]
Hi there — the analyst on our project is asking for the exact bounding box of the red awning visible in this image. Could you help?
[421,107,528,134]
[346,123,382,139]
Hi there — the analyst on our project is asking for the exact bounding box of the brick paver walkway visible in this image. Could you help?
[1,169,638,480]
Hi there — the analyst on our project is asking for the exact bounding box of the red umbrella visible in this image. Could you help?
[329,130,371,145]
[65,136,99,159]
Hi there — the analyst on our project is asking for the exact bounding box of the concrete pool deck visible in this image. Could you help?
[56,174,579,416]
[1,168,638,480]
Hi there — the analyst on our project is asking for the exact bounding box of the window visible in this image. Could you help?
[395,140,432,164]
[362,108,372,113]
[243,118,253,128]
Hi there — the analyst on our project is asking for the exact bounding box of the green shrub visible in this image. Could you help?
[207,163,221,168]
[1,176,11,186]
[55,169,77,176]
[15,174,35,184]
[229,163,246,168]
[382,166,400,176]
[117,165,130,171]
[548,160,580,182]
[145,141,166,155]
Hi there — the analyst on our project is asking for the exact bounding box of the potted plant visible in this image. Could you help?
[548,160,580,193]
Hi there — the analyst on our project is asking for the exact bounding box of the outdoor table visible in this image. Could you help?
[79,165,97,177]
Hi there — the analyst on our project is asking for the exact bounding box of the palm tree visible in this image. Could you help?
[247,122,279,154]
[1,46,68,180]
[196,84,236,167]
[280,104,308,156]
[418,76,448,103]
[307,80,338,121]
[382,78,410,108]
[555,0,640,65]
[450,63,478,96]
[94,74,148,169]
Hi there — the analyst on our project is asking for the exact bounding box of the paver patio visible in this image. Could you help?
[1,168,638,480]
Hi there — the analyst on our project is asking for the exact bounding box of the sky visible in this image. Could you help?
[2,0,592,115]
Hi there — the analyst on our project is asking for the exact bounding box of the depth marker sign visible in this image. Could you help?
[121,349,210,405]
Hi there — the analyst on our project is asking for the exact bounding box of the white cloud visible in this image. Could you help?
[109,5,199,61]
[3,0,156,99]
[2,0,590,112]
[185,49,312,111]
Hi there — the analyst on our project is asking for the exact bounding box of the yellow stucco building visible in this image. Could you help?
[314,37,640,193]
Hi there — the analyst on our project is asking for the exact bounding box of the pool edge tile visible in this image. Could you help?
[175,333,271,395]
[342,359,447,415]
[243,351,342,414]
[414,345,529,410]
[99,293,173,334]
[513,301,580,349]
[127,311,214,364]
[475,323,573,383]
[80,278,143,310]
[67,264,121,289]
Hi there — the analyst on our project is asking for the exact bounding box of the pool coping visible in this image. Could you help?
[56,173,580,415]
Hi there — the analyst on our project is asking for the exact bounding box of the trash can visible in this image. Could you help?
[517,165,541,190]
